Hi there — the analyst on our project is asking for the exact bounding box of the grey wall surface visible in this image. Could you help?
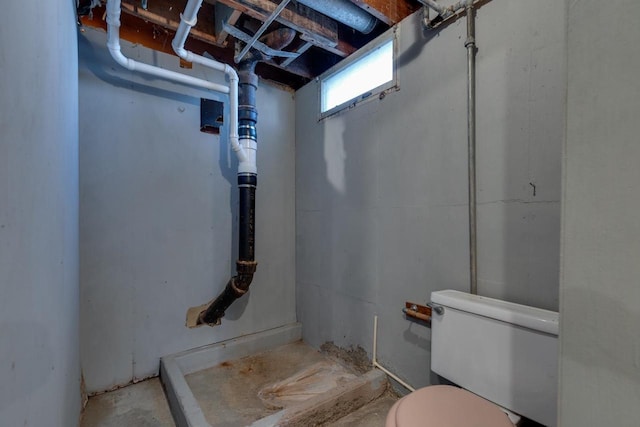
[560,0,640,425]
[79,29,296,393]
[0,1,81,426]
[295,0,565,388]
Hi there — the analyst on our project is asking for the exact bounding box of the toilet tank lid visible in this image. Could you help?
[431,290,559,336]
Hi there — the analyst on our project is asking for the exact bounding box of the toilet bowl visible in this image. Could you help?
[385,290,559,427]
[385,385,514,427]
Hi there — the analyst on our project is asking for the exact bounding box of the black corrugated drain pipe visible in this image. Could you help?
[197,57,261,326]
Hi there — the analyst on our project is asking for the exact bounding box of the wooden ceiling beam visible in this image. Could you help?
[119,0,221,46]
[78,6,312,87]
[214,3,243,46]
[348,0,420,25]
[81,8,183,57]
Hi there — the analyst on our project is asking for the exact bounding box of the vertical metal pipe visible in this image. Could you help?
[465,4,478,295]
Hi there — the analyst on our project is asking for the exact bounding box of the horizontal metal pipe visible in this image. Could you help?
[296,0,377,34]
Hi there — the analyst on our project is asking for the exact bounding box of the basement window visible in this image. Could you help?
[320,32,397,117]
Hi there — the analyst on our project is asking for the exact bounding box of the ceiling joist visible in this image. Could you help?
[77,0,422,89]
[79,5,311,88]
[210,0,355,57]
[349,0,419,25]
[120,0,220,45]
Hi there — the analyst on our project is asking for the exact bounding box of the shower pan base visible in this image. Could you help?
[160,324,387,427]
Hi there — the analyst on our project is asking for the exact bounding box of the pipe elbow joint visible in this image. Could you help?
[197,277,246,326]
[172,43,189,61]
[107,45,131,70]
[226,66,239,83]
[196,260,257,326]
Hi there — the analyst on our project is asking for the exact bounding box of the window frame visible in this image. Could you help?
[318,27,399,120]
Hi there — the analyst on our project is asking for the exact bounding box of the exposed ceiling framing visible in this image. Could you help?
[78,0,420,89]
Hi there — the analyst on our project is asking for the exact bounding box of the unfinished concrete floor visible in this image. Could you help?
[81,378,173,427]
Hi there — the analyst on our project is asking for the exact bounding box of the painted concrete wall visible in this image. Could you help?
[0,1,81,426]
[560,0,640,425]
[295,0,565,388]
[79,29,296,393]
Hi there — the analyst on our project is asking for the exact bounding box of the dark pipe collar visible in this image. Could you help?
[238,52,262,74]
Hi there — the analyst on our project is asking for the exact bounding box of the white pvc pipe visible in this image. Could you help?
[374,361,416,393]
[373,315,378,363]
[106,0,228,94]
[105,0,246,162]
[372,315,416,392]
[172,0,248,166]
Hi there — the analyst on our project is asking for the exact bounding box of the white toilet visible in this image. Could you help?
[386,290,558,427]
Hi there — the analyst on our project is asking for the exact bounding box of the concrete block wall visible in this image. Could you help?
[78,29,296,393]
[0,1,81,425]
[295,0,565,388]
[6,2,639,425]
[560,0,640,424]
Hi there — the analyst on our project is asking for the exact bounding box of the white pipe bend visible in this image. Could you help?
[171,0,248,167]
[105,0,246,162]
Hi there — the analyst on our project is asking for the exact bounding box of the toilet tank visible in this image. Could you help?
[430,290,558,427]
